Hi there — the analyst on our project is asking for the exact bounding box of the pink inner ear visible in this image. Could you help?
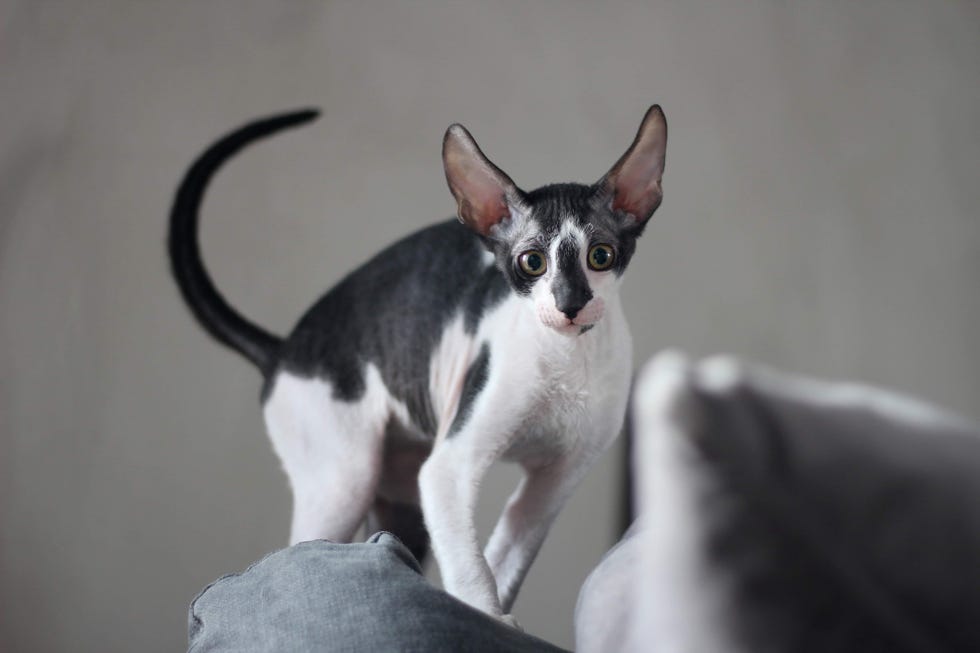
[608,106,667,222]
[453,158,510,234]
[611,165,663,221]
[444,125,516,236]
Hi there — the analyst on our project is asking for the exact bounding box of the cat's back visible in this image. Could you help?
[272,219,508,428]
[290,217,491,329]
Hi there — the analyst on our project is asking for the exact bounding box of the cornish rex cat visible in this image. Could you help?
[168,106,667,624]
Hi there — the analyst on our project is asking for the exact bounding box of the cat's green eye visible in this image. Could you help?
[518,250,547,276]
[587,244,615,271]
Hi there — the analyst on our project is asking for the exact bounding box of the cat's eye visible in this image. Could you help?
[587,244,615,271]
[518,250,547,276]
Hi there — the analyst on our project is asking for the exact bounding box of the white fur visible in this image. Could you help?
[262,248,633,622]
[263,365,391,544]
[420,286,632,618]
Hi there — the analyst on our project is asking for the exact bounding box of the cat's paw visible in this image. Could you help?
[499,614,523,631]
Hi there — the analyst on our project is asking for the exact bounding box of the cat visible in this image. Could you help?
[169,105,667,624]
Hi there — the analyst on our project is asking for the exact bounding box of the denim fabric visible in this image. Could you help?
[188,532,569,653]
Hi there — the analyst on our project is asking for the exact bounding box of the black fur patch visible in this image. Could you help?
[552,237,592,317]
[524,183,597,234]
[447,343,490,438]
[464,265,510,334]
[273,221,508,435]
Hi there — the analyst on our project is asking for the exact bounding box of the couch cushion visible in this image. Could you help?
[627,352,980,653]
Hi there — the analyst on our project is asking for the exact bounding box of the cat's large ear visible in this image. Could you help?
[598,105,667,223]
[443,124,522,236]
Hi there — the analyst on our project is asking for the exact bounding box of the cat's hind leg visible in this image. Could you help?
[484,451,599,613]
[366,498,429,564]
[262,368,389,545]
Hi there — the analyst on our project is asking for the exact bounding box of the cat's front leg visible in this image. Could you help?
[485,373,631,612]
[419,337,538,621]
[483,449,599,613]
[419,438,504,616]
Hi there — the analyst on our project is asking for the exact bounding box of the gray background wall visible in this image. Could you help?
[1,1,978,651]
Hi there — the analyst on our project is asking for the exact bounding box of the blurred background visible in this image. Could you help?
[1,1,978,650]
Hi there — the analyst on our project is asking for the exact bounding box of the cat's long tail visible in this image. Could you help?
[168,109,320,374]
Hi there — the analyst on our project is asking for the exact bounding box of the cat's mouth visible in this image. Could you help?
[547,319,597,337]
[537,297,605,336]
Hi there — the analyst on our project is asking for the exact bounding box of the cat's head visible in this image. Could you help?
[443,106,667,336]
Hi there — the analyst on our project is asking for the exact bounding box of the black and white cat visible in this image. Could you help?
[169,105,667,623]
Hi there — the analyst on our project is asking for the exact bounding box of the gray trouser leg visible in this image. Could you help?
[188,532,568,653]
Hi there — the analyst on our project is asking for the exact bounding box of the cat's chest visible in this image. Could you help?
[483,298,631,461]
[426,293,631,449]
[504,336,622,458]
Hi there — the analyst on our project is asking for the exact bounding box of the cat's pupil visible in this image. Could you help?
[527,253,542,270]
[593,249,608,265]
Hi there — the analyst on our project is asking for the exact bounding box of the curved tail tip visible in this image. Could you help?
[266,108,320,128]
[291,107,321,122]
